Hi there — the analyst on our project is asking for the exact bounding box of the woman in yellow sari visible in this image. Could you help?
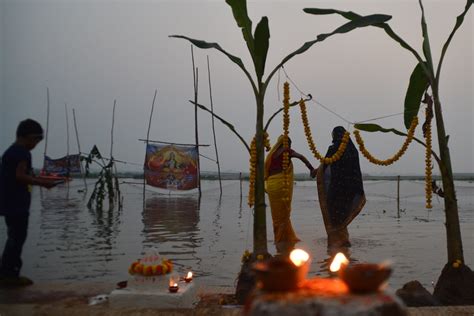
[265,135,315,254]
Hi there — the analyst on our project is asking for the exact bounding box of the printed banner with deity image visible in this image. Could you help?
[43,154,82,175]
[144,144,198,191]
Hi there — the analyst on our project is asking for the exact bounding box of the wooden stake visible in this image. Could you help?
[43,87,50,171]
[239,172,243,206]
[397,175,400,218]
[143,89,158,204]
[191,45,202,197]
[207,56,222,196]
[65,103,70,177]
[110,100,116,158]
[72,108,87,191]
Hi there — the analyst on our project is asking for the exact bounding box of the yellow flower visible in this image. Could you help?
[354,117,418,166]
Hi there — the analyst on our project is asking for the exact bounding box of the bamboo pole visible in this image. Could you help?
[239,172,243,207]
[110,100,116,158]
[144,89,158,205]
[191,45,202,197]
[43,87,50,171]
[397,175,400,218]
[65,103,70,177]
[207,56,222,196]
[72,108,87,191]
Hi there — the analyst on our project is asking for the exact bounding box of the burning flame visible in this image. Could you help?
[169,276,178,286]
[186,271,193,279]
[289,249,310,267]
[330,252,349,272]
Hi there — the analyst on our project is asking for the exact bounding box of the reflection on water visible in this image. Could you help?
[0,179,472,290]
[142,196,201,270]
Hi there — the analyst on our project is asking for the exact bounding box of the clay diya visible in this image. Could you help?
[253,249,310,292]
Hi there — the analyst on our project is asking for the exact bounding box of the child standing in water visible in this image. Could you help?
[0,119,58,286]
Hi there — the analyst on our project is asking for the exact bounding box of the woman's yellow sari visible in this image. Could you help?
[264,136,300,252]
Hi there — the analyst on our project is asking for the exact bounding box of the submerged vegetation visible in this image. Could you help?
[83,145,123,211]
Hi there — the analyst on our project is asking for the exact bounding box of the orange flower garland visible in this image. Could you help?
[248,132,271,207]
[299,98,350,164]
[353,117,418,166]
[282,82,291,202]
[128,259,173,277]
[424,108,433,209]
[248,137,257,207]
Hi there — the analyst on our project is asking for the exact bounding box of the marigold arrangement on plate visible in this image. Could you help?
[128,258,173,276]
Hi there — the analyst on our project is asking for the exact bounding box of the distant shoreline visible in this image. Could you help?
[59,171,474,181]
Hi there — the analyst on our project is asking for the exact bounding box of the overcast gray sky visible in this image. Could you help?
[1,0,472,175]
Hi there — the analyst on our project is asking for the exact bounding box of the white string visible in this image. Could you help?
[280,66,411,126]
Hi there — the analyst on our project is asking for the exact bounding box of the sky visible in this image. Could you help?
[0,0,472,175]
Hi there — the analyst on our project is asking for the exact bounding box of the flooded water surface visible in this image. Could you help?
[0,179,472,292]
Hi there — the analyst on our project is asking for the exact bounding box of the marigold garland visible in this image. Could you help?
[247,132,271,208]
[299,98,350,164]
[424,107,433,209]
[248,137,257,207]
[128,259,173,276]
[354,117,418,166]
[282,82,291,202]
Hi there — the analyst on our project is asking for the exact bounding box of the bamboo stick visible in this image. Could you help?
[191,45,202,197]
[43,87,50,171]
[65,103,70,177]
[143,89,158,205]
[72,108,87,191]
[110,100,116,158]
[397,175,400,218]
[207,56,222,196]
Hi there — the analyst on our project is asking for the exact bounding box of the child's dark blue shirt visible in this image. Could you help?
[0,144,32,216]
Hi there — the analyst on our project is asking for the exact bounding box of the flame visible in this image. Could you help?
[289,249,310,267]
[169,276,178,286]
[186,271,193,279]
[330,252,349,272]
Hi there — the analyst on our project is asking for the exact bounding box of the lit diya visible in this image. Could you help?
[169,274,179,293]
[253,249,311,292]
[184,271,193,283]
[330,252,392,293]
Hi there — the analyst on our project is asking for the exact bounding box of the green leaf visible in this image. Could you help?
[436,0,472,80]
[316,14,391,41]
[418,0,434,73]
[303,8,361,21]
[225,0,254,53]
[266,14,391,86]
[304,7,428,72]
[354,123,406,137]
[404,62,429,129]
[253,17,270,80]
[169,35,246,70]
[277,14,392,68]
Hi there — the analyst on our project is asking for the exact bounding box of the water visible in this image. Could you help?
[0,179,472,291]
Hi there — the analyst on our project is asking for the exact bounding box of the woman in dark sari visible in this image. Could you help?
[316,126,366,248]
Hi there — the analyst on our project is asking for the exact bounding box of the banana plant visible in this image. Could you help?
[171,0,391,254]
[305,0,472,264]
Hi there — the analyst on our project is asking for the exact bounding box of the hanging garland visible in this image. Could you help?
[423,104,433,209]
[299,98,350,164]
[353,117,418,166]
[248,131,271,207]
[282,82,291,202]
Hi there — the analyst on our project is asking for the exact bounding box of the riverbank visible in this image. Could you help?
[1,282,474,316]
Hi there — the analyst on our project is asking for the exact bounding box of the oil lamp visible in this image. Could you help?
[184,271,193,283]
[169,274,179,293]
[330,252,392,293]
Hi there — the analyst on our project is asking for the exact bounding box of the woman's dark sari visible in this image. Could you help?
[317,126,366,247]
